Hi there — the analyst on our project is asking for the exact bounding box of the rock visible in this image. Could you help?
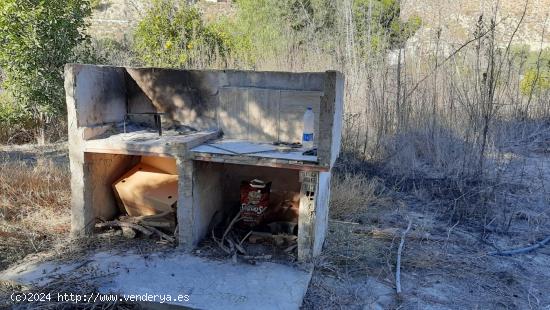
[121,226,136,239]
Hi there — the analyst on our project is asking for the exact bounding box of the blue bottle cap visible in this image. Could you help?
[307,107,312,110]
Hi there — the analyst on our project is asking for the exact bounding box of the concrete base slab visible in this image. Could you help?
[1,251,313,310]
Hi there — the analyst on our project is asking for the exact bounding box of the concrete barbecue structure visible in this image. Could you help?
[65,64,344,261]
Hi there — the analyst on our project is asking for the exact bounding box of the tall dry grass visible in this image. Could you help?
[241,1,550,225]
[330,174,392,222]
[0,158,71,269]
[90,0,549,227]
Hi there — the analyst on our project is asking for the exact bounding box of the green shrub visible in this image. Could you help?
[516,48,550,96]
[0,0,92,142]
[0,92,37,143]
[225,0,335,64]
[354,0,421,51]
[133,0,232,67]
[225,0,420,63]
[0,92,25,124]
[520,68,550,96]
[131,0,420,68]
[75,37,136,66]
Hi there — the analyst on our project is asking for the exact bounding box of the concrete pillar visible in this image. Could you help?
[177,158,196,251]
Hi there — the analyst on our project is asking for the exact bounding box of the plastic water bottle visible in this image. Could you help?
[302,107,314,149]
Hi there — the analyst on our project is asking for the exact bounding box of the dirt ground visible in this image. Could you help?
[304,141,550,309]
[0,140,549,309]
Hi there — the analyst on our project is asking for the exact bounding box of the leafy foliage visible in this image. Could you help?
[131,0,421,68]
[133,0,232,67]
[0,0,92,119]
[0,91,37,143]
[277,0,337,43]
[75,37,136,66]
[225,0,420,63]
[353,0,421,51]
[512,47,550,96]
[520,68,550,96]
[0,92,31,125]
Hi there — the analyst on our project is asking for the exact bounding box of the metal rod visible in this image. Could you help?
[125,112,164,136]
[155,114,162,136]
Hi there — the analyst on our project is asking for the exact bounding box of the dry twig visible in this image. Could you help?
[96,221,153,237]
[145,225,176,243]
[489,236,550,256]
[396,218,412,296]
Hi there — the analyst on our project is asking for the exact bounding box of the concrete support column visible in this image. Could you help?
[297,171,318,261]
[297,170,332,261]
[177,158,196,251]
[313,171,331,256]
[69,148,94,236]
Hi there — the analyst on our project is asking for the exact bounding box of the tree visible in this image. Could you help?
[0,0,92,143]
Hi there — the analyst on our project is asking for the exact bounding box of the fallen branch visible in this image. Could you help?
[359,227,448,242]
[489,236,550,256]
[329,219,360,225]
[145,225,176,243]
[139,220,171,228]
[231,233,247,254]
[239,230,253,248]
[96,220,176,242]
[222,212,242,243]
[126,211,173,221]
[96,221,152,237]
[241,254,272,260]
[213,211,243,255]
[284,244,297,253]
[119,213,173,228]
[396,219,412,296]
[212,229,231,254]
[211,212,243,255]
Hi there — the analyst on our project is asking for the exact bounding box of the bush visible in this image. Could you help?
[353,0,421,51]
[520,68,550,96]
[330,173,390,221]
[216,0,421,66]
[512,47,550,97]
[0,0,92,143]
[0,92,37,143]
[75,37,136,66]
[133,0,233,67]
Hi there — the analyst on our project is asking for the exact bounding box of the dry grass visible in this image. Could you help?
[0,118,68,145]
[317,172,404,278]
[0,158,71,270]
[0,158,70,216]
[329,173,393,222]
[306,166,550,309]
[306,128,550,308]
[0,155,164,309]
[304,172,403,309]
